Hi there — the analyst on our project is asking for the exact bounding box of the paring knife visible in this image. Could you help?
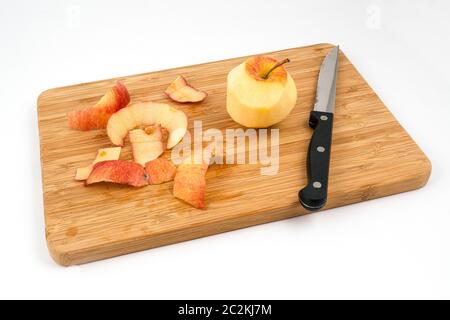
[299,46,339,211]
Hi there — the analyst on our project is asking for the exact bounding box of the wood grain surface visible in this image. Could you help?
[37,43,431,266]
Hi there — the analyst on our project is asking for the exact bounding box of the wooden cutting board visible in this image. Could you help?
[38,43,431,266]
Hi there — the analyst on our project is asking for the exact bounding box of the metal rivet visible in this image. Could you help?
[313,181,322,189]
[320,115,328,121]
[317,146,325,152]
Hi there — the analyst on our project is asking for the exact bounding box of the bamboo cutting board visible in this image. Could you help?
[38,43,431,266]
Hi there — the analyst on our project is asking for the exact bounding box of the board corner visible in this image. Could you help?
[46,240,75,267]
[37,88,57,113]
[418,155,432,188]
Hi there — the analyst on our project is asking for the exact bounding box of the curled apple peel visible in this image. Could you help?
[68,81,130,131]
[86,160,148,187]
[106,102,187,149]
[129,125,168,166]
[75,147,122,181]
[165,76,207,103]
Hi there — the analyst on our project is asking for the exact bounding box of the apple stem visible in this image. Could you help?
[262,58,290,79]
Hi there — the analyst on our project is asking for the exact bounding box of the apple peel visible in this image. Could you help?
[173,147,214,209]
[129,125,168,166]
[107,102,187,149]
[145,158,177,185]
[68,81,130,131]
[75,147,122,181]
[86,160,148,187]
[173,164,207,209]
[165,76,207,103]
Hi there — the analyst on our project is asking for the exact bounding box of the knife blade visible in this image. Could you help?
[299,46,339,211]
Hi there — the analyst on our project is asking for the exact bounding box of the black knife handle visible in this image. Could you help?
[299,111,334,211]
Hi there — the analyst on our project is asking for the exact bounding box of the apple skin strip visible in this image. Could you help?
[165,76,207,103]
[86,160,148,187]
[145,158,177,185]
[173,145,216,209]
[75,147,122,181]
[68,81,130,131]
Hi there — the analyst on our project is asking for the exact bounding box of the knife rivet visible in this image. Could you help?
[317,146,325,152]
[313,181,322,189]
[320,115,328,121]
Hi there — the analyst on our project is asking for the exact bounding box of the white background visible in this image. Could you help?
[0,0,449,299]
